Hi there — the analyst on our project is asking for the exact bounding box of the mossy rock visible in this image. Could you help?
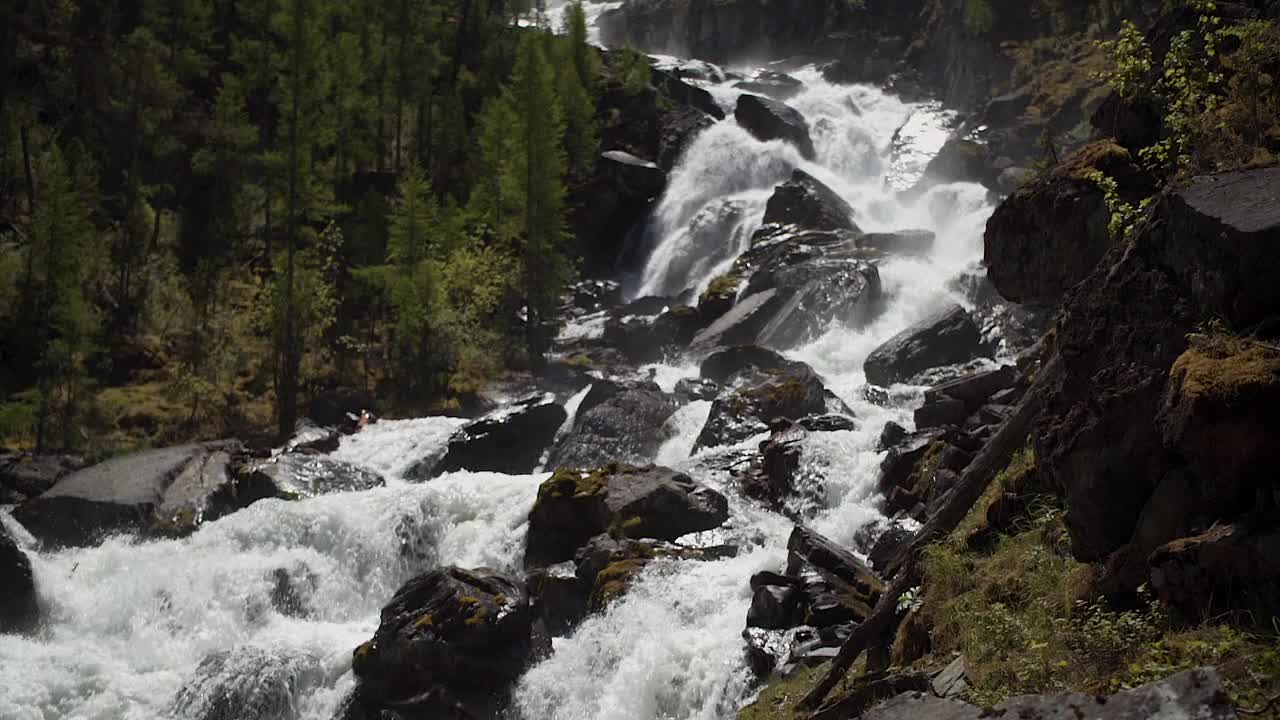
[590,558,651,610]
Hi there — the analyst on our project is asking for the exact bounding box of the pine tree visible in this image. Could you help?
[385,161,443,397]
[504,34,571,371]
[554,11,600,177]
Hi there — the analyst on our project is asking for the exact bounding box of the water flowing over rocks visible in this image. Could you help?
[414,394,567,479]
[170,647,325,720]
[242,453,386,499]
[547,379,678,469]
[762,170,858,232]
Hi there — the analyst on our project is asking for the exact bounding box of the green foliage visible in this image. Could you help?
[1094,20,1153,99]
[614,49,654,95]
[963,0,996,35]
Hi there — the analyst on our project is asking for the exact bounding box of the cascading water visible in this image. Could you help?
[0,28,999,720]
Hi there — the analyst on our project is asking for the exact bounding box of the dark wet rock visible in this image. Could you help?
[913,396,968,430]
[983,141,1149,305]
[526,563,589,637]
[524,464,729,568]
[863,668,1237,720]
[735,94,816,160]
[0,453,83,504]
[913,138,991,191]
[269,565,315,619]
[600,150,667,200]
[284,422,341,455]
[785,525,883,624]
[878,421,908,451]
[738,424,824,516]
[857,230,935,257]
[170,646,324,720]
[419,394,566,479]
[309,388,377,433]
[0,521,39,633]
[743,626,800,677]
[575,533,736,611]
[547,380,677,469]
[867,521,914,574]
[572,280,623,311]
[734,71,805,101]
[864,304,986,387]
[762,170,858,232]
[747,583,805,630]
[674,377,720,402]
[799,414,856,433]
[246,454,384,499]
[12,440,254,548]
[924,365,1018,409]
[349,567,535,720]
[603,303,704,363]
[694,359,843,452]
[700,345,802,385]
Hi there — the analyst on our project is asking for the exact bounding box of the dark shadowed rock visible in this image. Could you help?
[547,380,677,469]
[674,377,720,402]
[422,395,566,478]
[349,567,535,720]
[308,388,377,432]
[983,141,1149,305]
[12,440,255,548]
[700,345,804,384]
[763,170,858,232]
[735,94,816,160]
[169,647,323,720]
[0,521,39,633]
[284,422,341,455]
[526,563,589,636]
[857,230,935,257]
[864,304,985,386]
[786,525,883,628]
[524,464,729,568]
[747,583,804,629]
[734,71,804,101]
[694,359,843,451]
[601,150,667,200]
[0,453,83,504]
[1149,523,1280,625]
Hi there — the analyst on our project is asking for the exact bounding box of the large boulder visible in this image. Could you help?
[348,567,536,720]
[524,464,729,568]
[734,71,805,101]
[168,647,324,720]
[0,521,39,633]
[762,170,858,232]
[308,388,377,432]
[694,357,845,451]
[12,440,258,548]
[786,525,884,627]
[1149,523,1280,625]
[419,395,567,479]
[864,304,986,386]
[0,453,83,504]
[242,453,385,499]
[1036,166,1280,564]
[546,379,678,469]
[600,150,667,200]
[735,94,816,160]
[692,225,882,350]
[983,141,1149,304]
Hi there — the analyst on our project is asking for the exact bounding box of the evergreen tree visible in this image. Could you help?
[554,11,600,177]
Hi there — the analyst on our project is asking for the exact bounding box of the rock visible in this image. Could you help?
[600,150,667,200]
[349,567,535,720]
[747,584,804,629]
[694,360,840,451]
[674,377,720,402]
[269,565,315,619]
[526,563,589,637]
[742,626,799,677]
[878,421,908,450]
[0,521,39,633]
[0,453,83,504]
[284,422,340,454]
[603,304,704,363]
[857,230,935,257]
[864,304,985,386]
[914,396,968,430]
[575,534,734,611]
[422,394,567,478]
[868,522,914,574]
[785,525,883,622]
[925,366,1018,409]
[892,607,931,667]
[547,380,677,469]
[762,170,858,232]
[572,279,623,311]
[1149,523,1280,624]
[735,94,816,160]
[308,388,377,433]
[798,414,856,433]
[245,454,384,499]
[12,440,256,548]
[524,464,729,568]
[734,71,804,101]
[863,693,981,720]
[932,656,971,698]
[983,141,1148,305]
[738,424,823,516]
[700,345,802,384]
[169,647,322,720]
[917,138,991,188]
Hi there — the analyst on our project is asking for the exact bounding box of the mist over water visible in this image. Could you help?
[0,21,997,720]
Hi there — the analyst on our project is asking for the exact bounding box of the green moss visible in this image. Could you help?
[539,466,613,501]
[737,664,840,720]
[1171,335,1280,404]
[1057,139,1132,181]
[590,558,650,609]
[700,274,741,305]
[745,377,809,408]
[414,613,435,629]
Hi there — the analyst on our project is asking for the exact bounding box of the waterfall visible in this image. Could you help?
[0,47,996,720]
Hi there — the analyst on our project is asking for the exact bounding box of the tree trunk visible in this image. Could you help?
[799,358,1057,711]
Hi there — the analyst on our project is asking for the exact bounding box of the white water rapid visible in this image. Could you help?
[0,25,999,720]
